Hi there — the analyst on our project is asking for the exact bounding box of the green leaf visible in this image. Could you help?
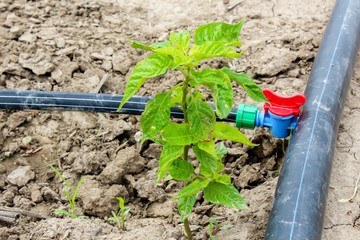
[187,98,216,140]
[203,181,249,209]
[197,140,217,159]
[173,179,209,199]
[189,41,242,65]
[221,67,269,103]
[215,142,227,159]
[189,68,230,85]
[170,85,183,108]
[220,224,234,230]
[169,159,195,181]
[204,76,233,119]
[157,144,184,183]
[170,30,190,54]
[53,210,72,216]
[178,194,196,222]
[22,136,32,147]
[194,21,245,46]
[118,53,172,110]
[131,40,170,51]
[211,122,256,146]
[154,46,192,69]
[214,174,231,185]
[164,175,173,181]
[73,177,84,203]
[117,197,125,211]
[150,137,167,146]
[161,122,197,145]
[193,145,223,178]
[141,91,172,142]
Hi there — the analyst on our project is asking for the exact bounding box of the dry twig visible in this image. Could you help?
[0,207,48,220]
[93,73,109,93]
[227,0,246,11]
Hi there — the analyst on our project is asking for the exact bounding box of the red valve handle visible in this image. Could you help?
[263,88,306,118]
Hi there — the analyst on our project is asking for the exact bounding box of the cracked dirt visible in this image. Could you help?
[0,0,360,239]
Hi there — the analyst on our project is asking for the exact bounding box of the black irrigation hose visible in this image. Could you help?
[0,89,238,122]
[265,0,360,239]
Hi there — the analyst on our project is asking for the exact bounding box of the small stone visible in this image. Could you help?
[104,47,114,56]
[3,13,20,27]
[7,166,35,187]
[91,52,106,60]
[19,50,54,75]
[8,26,24,39]
[55,46,77,56]
[55,37,65,48]
[288,68,300,78]
[19,32,37,43]
[29,17,42,24]
[31,189,43,203]
[2,190,15,204]
[112,54,132,74]
[4,151,11,157]
[41,186,59,201]
[44,39,56,46]
[78,40,88,49]
[101,60,112,71]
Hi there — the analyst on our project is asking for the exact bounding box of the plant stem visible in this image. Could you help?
[181,69,192,240]
[181,77,189,124]
[184,218,193,240]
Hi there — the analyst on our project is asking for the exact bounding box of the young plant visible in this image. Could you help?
[206,217,219,239]
[45,161,85,219]
[108,197,130,230]
[118,20,268,239]
[205,218,233,239]
[21,136,42,156]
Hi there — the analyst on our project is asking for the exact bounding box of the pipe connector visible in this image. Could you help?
[236,89,306,138]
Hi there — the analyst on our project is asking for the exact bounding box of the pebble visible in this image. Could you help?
[8,26,24,39]
[104,47,114,56]
[19,32,37,43]
[7,166,35,187]
[19,50,54,75]
[91,52,106,60]
[101,60,112,71]
[55,46,77,56]
[55,37,65,48]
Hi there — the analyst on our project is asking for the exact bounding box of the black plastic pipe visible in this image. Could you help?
[0,89,238,122]
[265,0,360,239]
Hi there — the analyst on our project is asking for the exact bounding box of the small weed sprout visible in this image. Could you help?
[45,161,85,219]
[206,217,219,239]
[205,218,233,239]
[108,197,130,230]
[118,21,268,239]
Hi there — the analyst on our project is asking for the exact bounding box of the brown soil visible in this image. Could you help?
[0,0,359,239]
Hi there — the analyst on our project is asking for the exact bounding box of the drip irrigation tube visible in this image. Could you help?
[0,90,237,122]
[265,0,360,239]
